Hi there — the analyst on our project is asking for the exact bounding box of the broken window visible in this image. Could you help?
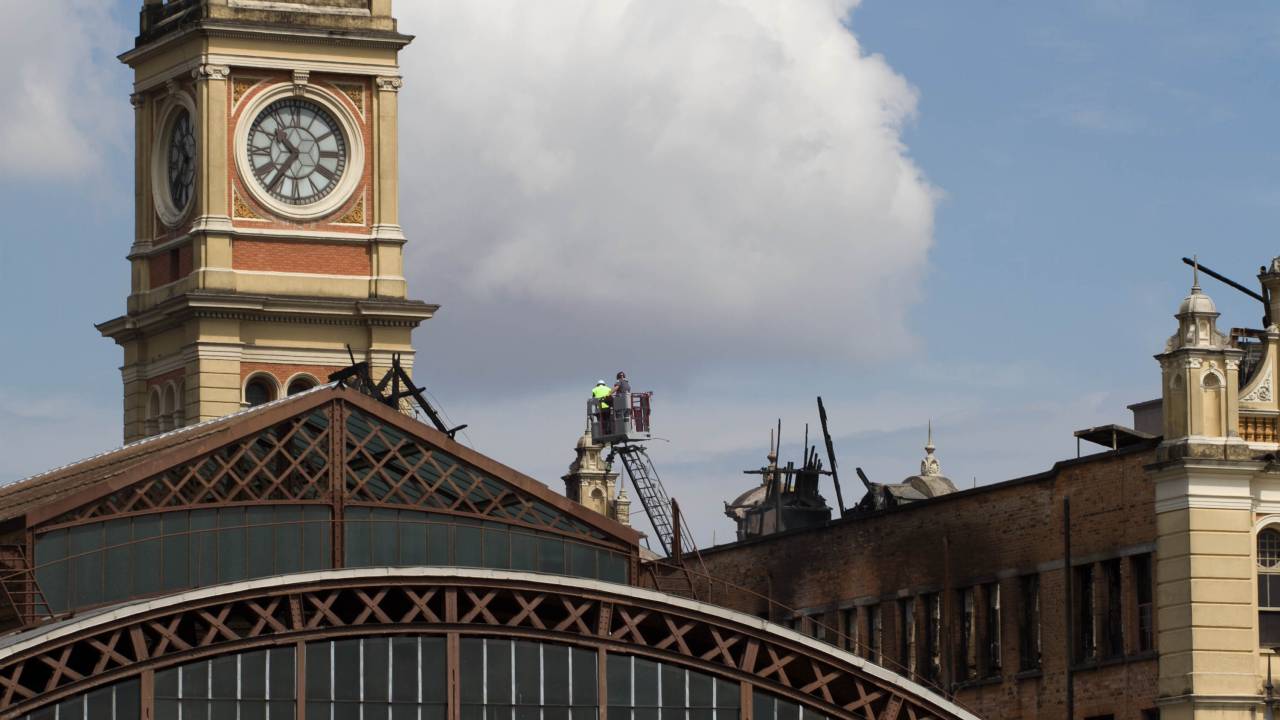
[867,604,883,662]
[1019,574,1041,671]
[898,597,916,677]
[922,593,941,683]
[1101,559,1123,659]
[1133,553,1154,652]
[1074,564,1096,663]
[983,582,1002,676]
[957,588,976,680]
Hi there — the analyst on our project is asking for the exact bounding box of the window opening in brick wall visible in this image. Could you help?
[1134,553,1154,652]
[1074,564,1096,663]
[867,605,883,663]
[1259,528,1280,647]
[983,582,1001,676]
[957,588,976,681]
[922,593,941,683]
[841,607,858,653]
[1102,559,1124,659]
[898,597,916,677]
[1019,574,1041,671]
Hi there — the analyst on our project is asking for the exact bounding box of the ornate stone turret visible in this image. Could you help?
[562,429,629,526]
[1155,261,1246,460]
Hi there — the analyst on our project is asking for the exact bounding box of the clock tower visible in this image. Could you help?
[99,0,435,442]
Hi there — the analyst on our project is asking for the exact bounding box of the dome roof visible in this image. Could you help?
[1178,287,1217,315]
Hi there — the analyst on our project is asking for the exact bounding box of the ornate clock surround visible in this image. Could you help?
[233,80,366,222]
[150,90,199,228]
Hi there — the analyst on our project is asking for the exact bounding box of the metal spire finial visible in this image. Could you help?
[1192,254,1201,292]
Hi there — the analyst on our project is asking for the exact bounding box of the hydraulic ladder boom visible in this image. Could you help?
[610,444,695,557]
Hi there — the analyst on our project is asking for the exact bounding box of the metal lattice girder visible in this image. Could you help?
[0,569,975,720]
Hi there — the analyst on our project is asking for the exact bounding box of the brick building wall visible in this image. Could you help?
[664,442,1160,720]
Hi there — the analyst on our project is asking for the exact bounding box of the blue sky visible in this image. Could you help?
[0,1,1276,548]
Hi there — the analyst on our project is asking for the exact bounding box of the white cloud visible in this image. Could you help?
[0,1,128,179]
[395,0,936,366]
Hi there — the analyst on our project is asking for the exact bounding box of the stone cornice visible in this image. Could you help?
[98,293,437,343]
[121,19,412,68]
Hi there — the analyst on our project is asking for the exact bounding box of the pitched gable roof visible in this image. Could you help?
[1,386,640,547]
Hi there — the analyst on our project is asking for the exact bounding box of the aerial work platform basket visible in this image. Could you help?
[588,392,652,445]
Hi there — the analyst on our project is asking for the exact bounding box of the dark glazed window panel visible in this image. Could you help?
[511,532,537,571]
[247,506,275,578]
[365,637,390,702]
[688,672,712,708]
[275,506,303,574]
[306,641,331,700]
[601,552,628,584]
[661,664,685,708]
[192,509,219,586]
[372,508,399,566]
[570,543,595,578]
[217,508,246,582]
[86,685,113,720]
[485,526,510,569]
[633,658,659,707]
[392,637,419,702]
[572,648,598,706]
[34,530,68,613]
[56,696,84,720]
[1262,610,1280,647]
[183,660,210,698]
[608,653,632,707]
[400,514,429,565]
[162,512,190,591]
[157,666,179,697]
[211,654,237,697]
[69,523,104,608]
[715,680,738,709]
[753,694,773,720]
[303,506,331,570]
[488,638,513,705]
[345,506,371,566]
[544,644,570,707]
[456,524,483,567]
[117,679,141,720]
[427,523,450,565]
[133,514,162,596]
[269,647,295,700]
[460,638,485,704]
[241,650,266,699]
[539,537,566,574]
[422,637,448,703]
[104,519,132,604]
[334,639,361,701]
[515,641,542,705]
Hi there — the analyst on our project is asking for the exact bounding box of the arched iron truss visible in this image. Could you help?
[0,569,975,720]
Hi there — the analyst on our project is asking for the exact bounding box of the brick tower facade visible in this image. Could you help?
[99,0,434,442]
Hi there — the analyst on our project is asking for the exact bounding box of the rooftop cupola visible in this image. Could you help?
[1156,258,1246,459]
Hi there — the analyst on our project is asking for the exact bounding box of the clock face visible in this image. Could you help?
[167,110,195,211]
[246,98,348,205]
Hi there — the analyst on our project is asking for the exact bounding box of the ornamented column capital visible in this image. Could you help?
[191,64,231,82]
[130,92,146,109]
[375,76,403,93]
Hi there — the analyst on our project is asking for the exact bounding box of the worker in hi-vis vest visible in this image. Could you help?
[592,380,612,409]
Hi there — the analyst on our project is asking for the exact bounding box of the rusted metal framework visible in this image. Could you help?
[0,569,975,720]
[0,389,639,625]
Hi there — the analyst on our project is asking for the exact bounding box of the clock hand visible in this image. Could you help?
[274,128,300,155]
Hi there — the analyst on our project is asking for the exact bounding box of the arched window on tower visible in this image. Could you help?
[171,380,185,429]
[244,375,277,407]
[1259,528,1280,646]
[147,388,163,435]
[287,375,318,396]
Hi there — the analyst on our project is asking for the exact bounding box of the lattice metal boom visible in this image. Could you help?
[610,444,694,558]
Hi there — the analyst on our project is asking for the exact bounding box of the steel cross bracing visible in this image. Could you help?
[610,444,694,558]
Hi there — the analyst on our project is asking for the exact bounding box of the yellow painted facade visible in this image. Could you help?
[1153,261,1280,718]
[100,0,434,441]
